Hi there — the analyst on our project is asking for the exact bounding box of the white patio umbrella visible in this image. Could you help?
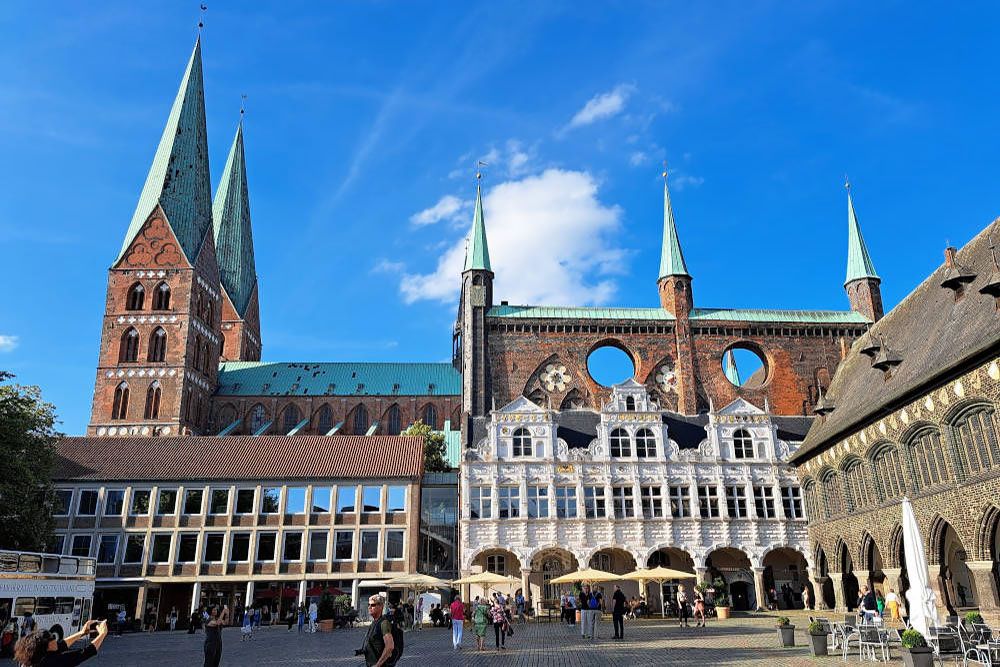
[621,567,698,617]
[902,496,940,636]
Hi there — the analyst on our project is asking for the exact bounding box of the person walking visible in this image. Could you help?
[308,601,318,633]
[884,588,901,622]
[360,595,397,667]
[253,607,261,629]
[285,607,295,632]
[693,589,707,628]
[489,597,508,652]
[203,604,229,667]
[579,584,603,640]
[297,603,305,633]
[802,584,811,611]
[472,597,489,652]
[241,608,253,641]
[168,607,178,632]
[449,595,465,650]
[611,584,627,640]
[676,585,690,628]
[514,590,526,624]
[859,586,878,624]
[413,596,423,631]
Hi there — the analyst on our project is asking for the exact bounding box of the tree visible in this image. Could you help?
[0,372,60,551]
[402,420,450,472]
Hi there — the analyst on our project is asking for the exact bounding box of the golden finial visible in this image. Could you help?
[844,174,851,192]
[662,159,669,181]
[476,160,487,181]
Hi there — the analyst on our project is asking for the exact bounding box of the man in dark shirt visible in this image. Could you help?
[611,584,627,640]
[361,595,396,667]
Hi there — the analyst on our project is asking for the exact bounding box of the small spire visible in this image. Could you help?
[213,117,257,317]
[658,162,690,279]
[845,180,879,286]
[464,165,492,272]
[723,349,741,386]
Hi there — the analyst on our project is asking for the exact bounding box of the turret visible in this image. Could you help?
[844,180,883,321]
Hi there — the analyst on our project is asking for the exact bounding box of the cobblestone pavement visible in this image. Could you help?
[73,610,890,666]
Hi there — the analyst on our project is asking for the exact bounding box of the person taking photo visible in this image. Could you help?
[14,619,108,667]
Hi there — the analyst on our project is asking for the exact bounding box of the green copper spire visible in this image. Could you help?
[658,170,690,279]
[723,349,741,386]
[845,182,879,286]
[464,176,491,272]
[116,38,213,264]
[212,120,257,316]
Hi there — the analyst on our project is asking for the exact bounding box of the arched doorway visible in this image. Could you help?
[762,548,809,610]
[933,518,974,612]
[528,547,576,607]
[647,547,696,616]
[861,533,885,595]
[838,541,859,610]
[889,524,910,617]
[470,548,521,601]
[706,548,754,611]
[816,546,836,610]
[590,548,638,599]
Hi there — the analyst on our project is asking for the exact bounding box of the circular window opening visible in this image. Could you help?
[587,344,636,387]
[721,346,767,389]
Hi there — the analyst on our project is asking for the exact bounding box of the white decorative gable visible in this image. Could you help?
[498,396,549,414]
[708,399,781,461]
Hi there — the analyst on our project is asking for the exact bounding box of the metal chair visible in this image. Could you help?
[858,625,890,662]
[929,628,966,666]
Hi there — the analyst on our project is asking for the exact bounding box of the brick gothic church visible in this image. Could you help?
[89,37,881,444]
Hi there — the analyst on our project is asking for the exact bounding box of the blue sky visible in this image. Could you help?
[3,2,999,434]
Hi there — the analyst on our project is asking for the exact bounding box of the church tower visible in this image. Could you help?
[844,181,884,322]
[88,38,222,437]
[457,174,493,433]
[213,118,262,362]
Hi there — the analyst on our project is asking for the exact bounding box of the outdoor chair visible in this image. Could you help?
[929,628,965,666]
[833,622,861,661]
[858,625,891,662]
[974,624,994,643]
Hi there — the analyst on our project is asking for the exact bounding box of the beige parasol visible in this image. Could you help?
[621,566,698,616]
[452,571,519,596]
[383,573,451,591]
[549,567,621,585]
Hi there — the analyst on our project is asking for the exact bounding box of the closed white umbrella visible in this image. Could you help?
[902,496,940,636]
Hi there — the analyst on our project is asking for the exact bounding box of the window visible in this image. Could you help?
[352,405,369,435]
[309,531,328,561]
[486,554,506,574]
[147,328,166,363]
[422,404,438,429]
[385,530,404,560]
[336,486,356,513]
[362,486,381,513]
[511,428,532,457]
[821,471,845,518]
[310,487,331,513]
[470,486,491,520]
[123,535,145,563]
[209,489,230,514]
[872,445,907,500]
[50,535,66,555]
[144,382,161,419]
[954,407,1000,476]
[556,486,577,519]
[256,533,277,561]
[119,328,139,363]
[315,404,334,434]
[150,534,171,563]
[281,405,300,433]
[360,531,379,560]
[753,486,776,518]
[527,486,549,519]
[104,489,125,515]
[909,428,950,487]
[152,282,170,310]
[669,486,692,518]
[283,533,303,561]
[230,533,250,562]
[698,485,719,518]
[54,490,72,515]
[498,486,520,519]
[733,429,754,459]
[157,489,177,515]
[177,533,198,562]
[334,531,353,560]
[183,489,204,514]
[235,489,255,514]
[584,486,607,519]
[77,490,98,516]
[71,535,92,557]
[130,489,151,515]
[625,396,636,411]
[112,382,129,420]
[98,536,119,564]
[781,486,804,519]
[641,485,663,518]
[286,487,306,514]
[610,429,631,457]
[844,460,872,509]
[386,486,406,513]
[635,429,656,458]
[204,534,224,562]
[612,486,635,518]
[591,552,611,571]
[126,283,145,310]
[248,404,267,434]
[386,405,401,435]
[725,486,748,518]
[260,488,280,514]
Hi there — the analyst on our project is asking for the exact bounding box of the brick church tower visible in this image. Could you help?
[88,39,222,436]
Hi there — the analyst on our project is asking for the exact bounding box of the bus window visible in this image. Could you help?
[19,554,41,574]
[55,598,75,615]
[59,559,78,576]
[35,598,54,615]
[14,598,34,616]
[42,556,60,574]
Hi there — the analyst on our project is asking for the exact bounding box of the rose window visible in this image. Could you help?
[655,366,678,393]
[541,364,572,392]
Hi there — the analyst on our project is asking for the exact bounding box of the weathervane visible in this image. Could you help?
[476,160,488,181]
[844,174,851,192]
[240,94,247,119]
[198,4,207,32]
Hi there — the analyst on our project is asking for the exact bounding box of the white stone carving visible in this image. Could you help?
[540,364,571,392]
[655,365,678,394]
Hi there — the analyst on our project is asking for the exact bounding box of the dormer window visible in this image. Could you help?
[512,428,532,457]
[610,428,631,457]
[733,429,754,458]
[939,246,976,297]
[635,428,656,458]
[625,396,636,411]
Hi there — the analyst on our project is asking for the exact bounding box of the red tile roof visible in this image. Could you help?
[54,436,424,482]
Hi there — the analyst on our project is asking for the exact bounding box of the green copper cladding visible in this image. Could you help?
[116,38,213,265]
[845,190,879,286]
[464,181,491,272]
[212,123,258,316]
[723,349,741,385]
[658,177,690,279]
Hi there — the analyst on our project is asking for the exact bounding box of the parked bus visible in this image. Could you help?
[0,550,95,642]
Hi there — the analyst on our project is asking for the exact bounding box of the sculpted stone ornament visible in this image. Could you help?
[666,439,680,460]
[655,365,679,394]
[556,440,569,459]
[541,364,572,392]
[775,440,791,460]
[698,438,718,458]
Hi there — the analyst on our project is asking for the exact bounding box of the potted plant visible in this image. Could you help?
[901,628,933,667]
[965,611,984,627]
[807,620,828,656]
[712,577,732,620]
[776,616,795,647]
[316,589,337,632]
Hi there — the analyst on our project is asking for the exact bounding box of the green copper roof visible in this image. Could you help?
[689,307,871,323]
[464,182,491,271]
[488,304,869,324]
[216,361,461,396]
[845,191,879,286]
[658,179,690,278]
[212,123,258,316]
[489,305,676,320]
[117,39,213,265]
[723,349,741,385]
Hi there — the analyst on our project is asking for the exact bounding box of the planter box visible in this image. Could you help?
[809,632,828,656]
[716,606,731,620]
[901,646,933,667]
[317,620,335,633]
[777,625,795,647]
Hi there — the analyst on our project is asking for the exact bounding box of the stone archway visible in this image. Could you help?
[469,548,521,602]
[860,532,885,594]
[528,547,577,607]
[646,547,697,616]
[762,547,809,610]
[705,547,754,611]
[837,540,860,611]
[932,518,975,613]
[589,547,638,601]
[815,545,836,610]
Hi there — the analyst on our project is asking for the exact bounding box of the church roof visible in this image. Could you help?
[845,189,879,285]
[464,180,491,272]
[215,361,461,397]
[659,177,689,278]
[792,218,1000,465]
[488,304,868,324]
[116,39,213,265]
[213,123,257,316]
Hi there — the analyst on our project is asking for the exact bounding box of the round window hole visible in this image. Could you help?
[587,344,636,387]
[722,346,767,389]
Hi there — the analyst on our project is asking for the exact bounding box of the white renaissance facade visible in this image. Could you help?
[459,380,814,611]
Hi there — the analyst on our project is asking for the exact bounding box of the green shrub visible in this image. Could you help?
[712,577,730,607]
[965,611,985,626]
[808,620,825,634]
[776,616,791,627]
[318,590,336,621]
[901,628,927,649]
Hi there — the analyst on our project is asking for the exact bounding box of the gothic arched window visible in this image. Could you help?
[282,405,300,433]
[112,382,129,420]
[610,428,631,457]
[871,444,907,500]
[951,405,999,477]
[248,404,267,434]
[908,427,950,488]
[316,404,334,434]
[126,283,145,311]
[144,381,161,419]
[152,282,171,310]
[202,342,211,373]
[147,327,167,363]
[625,396,636,411]
[205,300,213,325]
[386,405,402,435]
[843,458,872,510]
[635,428,656,458]
[119,328,139,363]
[422,404,438,430]
[352,405,369,435]
[733,429,754,459]
[512,427,532,457]
[820,470,844,518]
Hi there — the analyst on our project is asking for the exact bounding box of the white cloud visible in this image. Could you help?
[567,84,636,130]
[671,174,705,191]
[629,151,649,167]
[0,335,18,352]
[401,169,625,306]
[371,259,405,274]
[409,195,469,226]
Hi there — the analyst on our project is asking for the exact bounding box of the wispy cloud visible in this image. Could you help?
[564,84,636,132]
[410,195,469,226]
[671,173,705,191]
[0,335,19,352]
[629,151,649,167]
[371,259,406,274]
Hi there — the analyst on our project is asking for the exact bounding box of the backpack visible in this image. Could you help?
[588,593,600,610]
[386,614,405,663]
